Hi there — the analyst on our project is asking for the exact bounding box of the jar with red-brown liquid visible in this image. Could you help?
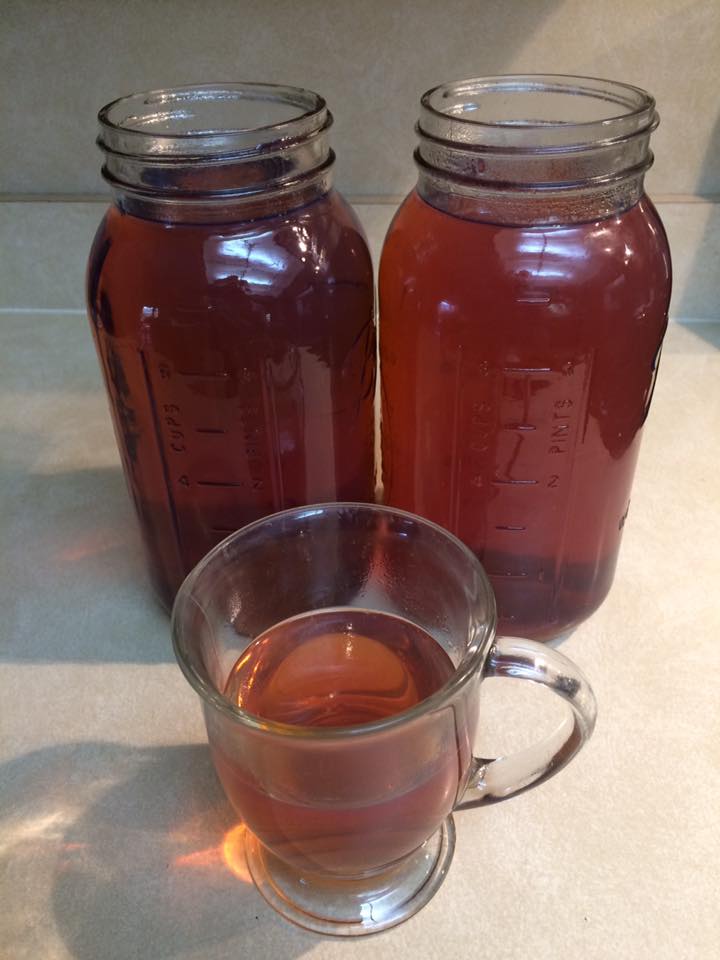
[87,84,376,608]
[380,76,671,641]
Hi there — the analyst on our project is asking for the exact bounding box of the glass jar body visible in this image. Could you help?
[380,189,671,640]
[88,188,376,608]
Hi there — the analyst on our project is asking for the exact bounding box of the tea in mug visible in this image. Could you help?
[213,608,466,874]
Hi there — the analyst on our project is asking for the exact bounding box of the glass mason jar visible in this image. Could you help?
[87,84,376,609]
[380,75,671,641]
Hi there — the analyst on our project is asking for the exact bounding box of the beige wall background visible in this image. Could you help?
[2,0,719,199]
[1,0,719,320]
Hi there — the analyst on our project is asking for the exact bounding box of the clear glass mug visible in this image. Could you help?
[172,503,597,935]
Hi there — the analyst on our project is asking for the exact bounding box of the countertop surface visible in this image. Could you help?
[1,208,719,959]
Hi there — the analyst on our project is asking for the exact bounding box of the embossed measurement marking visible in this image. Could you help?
[196,480,250,488]
[492,478,538,486]
[502,366,552,374]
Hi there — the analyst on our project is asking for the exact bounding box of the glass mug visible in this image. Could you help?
[172,503,597,935]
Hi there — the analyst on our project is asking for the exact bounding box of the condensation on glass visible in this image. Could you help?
[87,84,376,608]
[380,76,672,641]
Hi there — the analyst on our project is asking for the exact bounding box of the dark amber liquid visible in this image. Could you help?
[224,607,455,724]
[87,192,376,608]
[214,609,462,875]
[380,191,671,640]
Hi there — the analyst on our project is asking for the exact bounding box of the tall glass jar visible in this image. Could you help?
[87,84,376,608]
[380,76,671,641]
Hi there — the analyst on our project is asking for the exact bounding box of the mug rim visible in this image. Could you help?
[171,502,497,740]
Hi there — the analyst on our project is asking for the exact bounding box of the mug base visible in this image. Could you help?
[244,816,456,936]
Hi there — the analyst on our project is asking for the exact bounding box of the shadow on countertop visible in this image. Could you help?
[0,315,172,664]
[675,320,720,351]
[0,742,317,960]
[1,456,173,664]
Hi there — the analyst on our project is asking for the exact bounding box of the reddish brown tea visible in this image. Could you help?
[380,191,671,640]
[87,192,376,608]
[224,607,455,724]
[213,608,462,876]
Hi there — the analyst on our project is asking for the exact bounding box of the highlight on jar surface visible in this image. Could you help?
[87,83,377,608]
[379,75,671,641]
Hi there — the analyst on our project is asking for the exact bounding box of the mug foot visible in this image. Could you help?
[244,816,456,936]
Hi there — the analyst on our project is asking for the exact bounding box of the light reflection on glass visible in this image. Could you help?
[222,823,251,882]
[295,507,326,520]
[512,229,591,282]
[205,223,322,290]
[171,822,251,884]
[207,234,290,287]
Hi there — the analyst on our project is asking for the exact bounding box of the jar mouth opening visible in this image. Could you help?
[420,74,656,150]
[98,82,329,158]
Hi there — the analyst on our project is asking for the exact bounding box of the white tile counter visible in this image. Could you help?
[1,206,719,960]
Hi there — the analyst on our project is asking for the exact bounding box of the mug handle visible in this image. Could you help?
[457,636,597,808]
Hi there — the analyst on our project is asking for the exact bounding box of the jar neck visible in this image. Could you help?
[110,169,334,223]
[98,83,335,223]
[415,75,658,226]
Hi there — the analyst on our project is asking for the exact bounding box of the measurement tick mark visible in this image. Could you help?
[503,422,536,432]
[195,427,227,435]
[503,366,552,374]
[177,370,230,379]
[197,480,246,488]
[487,570,530,580]
[495,525,527,532]
[492,478,538,486]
